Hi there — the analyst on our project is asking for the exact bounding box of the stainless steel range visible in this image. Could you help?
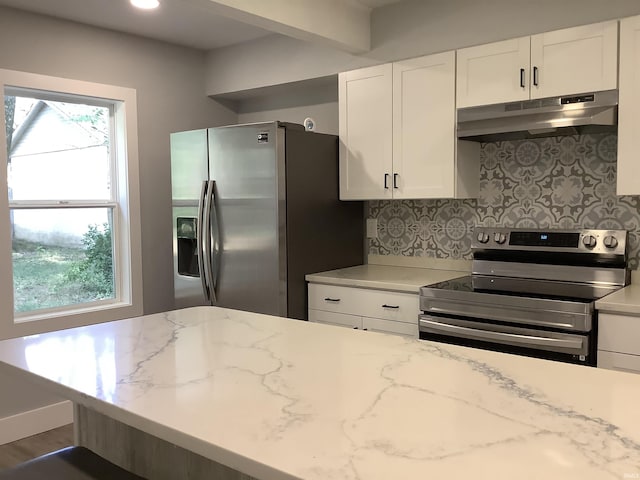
[419,228,630,366]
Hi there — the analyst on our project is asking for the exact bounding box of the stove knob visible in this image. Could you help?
[476,232,490,244]
[603,235,618,249]
[582,235,597,249]
[493,232,507,244]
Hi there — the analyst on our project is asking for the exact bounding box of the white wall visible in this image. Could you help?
[206,0,640,95]
[0,6,237,434]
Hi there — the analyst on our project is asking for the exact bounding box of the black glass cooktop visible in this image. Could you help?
[422,275,608,303]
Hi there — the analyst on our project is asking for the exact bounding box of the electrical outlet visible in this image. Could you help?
[366,218,378,239]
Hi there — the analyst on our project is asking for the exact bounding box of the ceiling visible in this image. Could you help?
[0,0,406,51]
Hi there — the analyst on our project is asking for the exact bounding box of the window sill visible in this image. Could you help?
[2,301,143,340]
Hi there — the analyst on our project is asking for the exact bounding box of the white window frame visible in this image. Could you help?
[0,69,143,339]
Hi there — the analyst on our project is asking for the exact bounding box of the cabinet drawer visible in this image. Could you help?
[308,309,362,329]
[308,284,362,315]
[598,350,640,374]
[308,283,419,324]
[356,289,419,323]
[362,317,418,337]
[598,313,640,355]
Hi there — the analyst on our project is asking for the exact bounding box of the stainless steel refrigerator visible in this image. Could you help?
[171,121,364,320]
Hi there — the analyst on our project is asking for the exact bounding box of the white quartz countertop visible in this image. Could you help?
[305,264,466,293]
[0,307,639,480]
[596,283,640,315]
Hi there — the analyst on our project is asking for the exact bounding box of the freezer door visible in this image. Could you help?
[207,122,286,316]
[170,129,208,201]
[171,129,209,307]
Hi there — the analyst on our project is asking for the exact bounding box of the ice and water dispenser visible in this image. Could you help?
[176,217,199,277]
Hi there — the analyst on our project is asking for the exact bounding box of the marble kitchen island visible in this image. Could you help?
[0,307,638,479]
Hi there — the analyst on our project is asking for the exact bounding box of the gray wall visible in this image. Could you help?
[0,7,236,422]
[206,0,640,95]
[235,78,339,134]
[0,7,237,316]
[0,370,64,418]
[369,0,640,60]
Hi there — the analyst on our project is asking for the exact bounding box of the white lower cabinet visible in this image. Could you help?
[597,313,640,374]
[308,283,419,337]
[308,309,362,329]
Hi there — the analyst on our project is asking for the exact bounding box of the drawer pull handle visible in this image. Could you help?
[324,297,341,302]
[382,304,399,309]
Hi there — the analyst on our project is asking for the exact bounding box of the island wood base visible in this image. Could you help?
[74,405,257,480]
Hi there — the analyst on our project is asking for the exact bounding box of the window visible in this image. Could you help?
[0,70,142,338]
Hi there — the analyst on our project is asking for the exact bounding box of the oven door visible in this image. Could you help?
[419,314,591,363]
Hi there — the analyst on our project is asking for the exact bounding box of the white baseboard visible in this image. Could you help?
[0,401,73,445]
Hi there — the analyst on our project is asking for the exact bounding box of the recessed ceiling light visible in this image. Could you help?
[130,0,159,10]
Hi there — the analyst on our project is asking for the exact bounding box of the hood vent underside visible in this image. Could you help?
[457,90,618,142]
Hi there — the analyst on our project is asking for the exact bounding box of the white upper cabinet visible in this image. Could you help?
[456,37,530,108]
[530,21,618,99]
[456,20,618,108]
[339,64,393,200]
[339,52,478,200]
[393,52,456,199]
[617,15,640,196]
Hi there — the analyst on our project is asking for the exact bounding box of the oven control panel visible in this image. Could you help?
[472,227,628,255]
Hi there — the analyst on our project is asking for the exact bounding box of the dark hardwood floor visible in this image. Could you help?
[0,424,74,470]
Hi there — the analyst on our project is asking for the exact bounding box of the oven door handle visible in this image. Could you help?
[419,318,584,351]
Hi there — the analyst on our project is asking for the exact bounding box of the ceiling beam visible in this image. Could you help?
[198,0,371,53]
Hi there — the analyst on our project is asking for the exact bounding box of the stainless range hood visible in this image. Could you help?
[457,90,618,142]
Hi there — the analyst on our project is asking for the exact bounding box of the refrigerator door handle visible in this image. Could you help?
[198,180,212,304]
[209,180,220,304]
[196,181,210,302]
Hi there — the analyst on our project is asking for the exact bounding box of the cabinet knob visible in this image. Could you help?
[324,297,341,302]
[382,304,399,309]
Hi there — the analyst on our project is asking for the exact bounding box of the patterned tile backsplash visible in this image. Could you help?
[368,133,640,269]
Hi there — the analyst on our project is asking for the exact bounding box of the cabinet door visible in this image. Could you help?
[617,15,640,196]
[598,313,640,356]
[598,351,640,374]
[393,52,456,199]
[362,317,418,337]
[308,309,362,330]
[339,64,393,200]
[456,37,530,108]
[530,21,618,99]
